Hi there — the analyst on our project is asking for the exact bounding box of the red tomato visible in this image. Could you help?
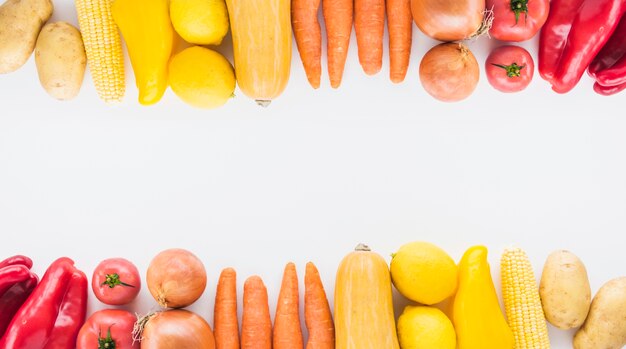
[486,45,535,93]
[77,309,139,349]
[487,0,549,42]
[92,258,141,305]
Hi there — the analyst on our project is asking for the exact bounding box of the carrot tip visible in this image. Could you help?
[363,66,382,76]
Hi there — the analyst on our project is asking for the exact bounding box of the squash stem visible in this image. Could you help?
[355,243,371,252]
[256,99,271,108]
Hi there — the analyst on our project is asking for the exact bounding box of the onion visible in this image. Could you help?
[411,0,487,41]
[136,309,215,349]
[419,42,479,103]
[147,248,207,308]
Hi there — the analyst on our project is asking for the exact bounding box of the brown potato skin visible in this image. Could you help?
[35,22,86,100]
[574,277,626,349]
[0,0,53,73]
[539,250,591,329]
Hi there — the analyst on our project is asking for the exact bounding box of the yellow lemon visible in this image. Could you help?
[397,306,456,349]
[169,46,235,109]
[170,0,229,45]
[391,241,457,305]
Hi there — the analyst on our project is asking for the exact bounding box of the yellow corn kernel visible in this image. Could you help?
[75,0,125,103]
[501,248,551,349]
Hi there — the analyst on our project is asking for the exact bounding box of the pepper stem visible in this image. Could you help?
[492,62,525,78]
[98,327,116,349]
[510,0,528,24]
[101,273,135,288]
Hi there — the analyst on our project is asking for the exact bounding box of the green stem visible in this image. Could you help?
[101,273,135,288]
[510,0,528,25]
[98,327,116,349]
[492,63,525,78]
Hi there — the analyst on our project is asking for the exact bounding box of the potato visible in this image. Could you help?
[539,250,591,329]
[0,0,53,73]
[35,22,86,100]
[574,277,626,349]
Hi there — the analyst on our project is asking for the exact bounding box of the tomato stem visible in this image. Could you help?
[510,0,528,25]
[98,327,116,349]
[101,273,135,288]
[492,62,525,78]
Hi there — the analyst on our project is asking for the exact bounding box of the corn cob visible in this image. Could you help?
[501,247,551,349]
[75,0,125,103]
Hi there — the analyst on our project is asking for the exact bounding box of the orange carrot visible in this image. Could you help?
[386,0,411,83]
[215,268,240,349]
[323,0,353,88]
[304,262,334,349]
[273,263,303,349]
[355,0,385,75]
[242,276,272,349]
[292,0,322,88]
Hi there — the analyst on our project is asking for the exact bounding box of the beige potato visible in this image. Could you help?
[574,277,626,349]
[35,22,86,100]
[0,0,53,73]
[539,250,591,329]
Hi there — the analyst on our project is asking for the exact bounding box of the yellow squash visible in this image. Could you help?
[225,0,291,106]
[453,245,515,349]
[334,244,400,349]
[112,0,173,105]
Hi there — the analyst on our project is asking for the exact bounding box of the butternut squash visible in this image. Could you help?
[225,0,291,107]
[334,243,401,349]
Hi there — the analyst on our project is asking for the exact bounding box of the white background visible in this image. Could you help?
[2,0,626,347]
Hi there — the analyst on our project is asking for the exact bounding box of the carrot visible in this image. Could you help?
[215,268,240,349]
[355,0,385,75]
[323,0,353,88]
[273,262,303,349]
[292,0,322,88]
[304,262,334,349]
[386,0,411,83]
[242,276,272,349]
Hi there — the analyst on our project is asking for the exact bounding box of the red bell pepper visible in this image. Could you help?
[589,15,626,90]
[539,0,626,93]
[0,256,38,338]
[538,0,585,82]
[0,257,88,349]
[0,265,34,295]
[0,255,33,270]
[593,81,626,95]
[589,15,626,78]
[0,275,38,337]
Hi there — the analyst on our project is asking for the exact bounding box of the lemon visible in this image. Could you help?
[170,0,229,45]
[391,241,457,305]
[169,46,235,109]
[397,306,456,349]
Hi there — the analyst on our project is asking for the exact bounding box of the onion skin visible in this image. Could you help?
[141,310,216,349]
[147,248,207,308]
[411,0,485,41]
[419,43,479,102]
